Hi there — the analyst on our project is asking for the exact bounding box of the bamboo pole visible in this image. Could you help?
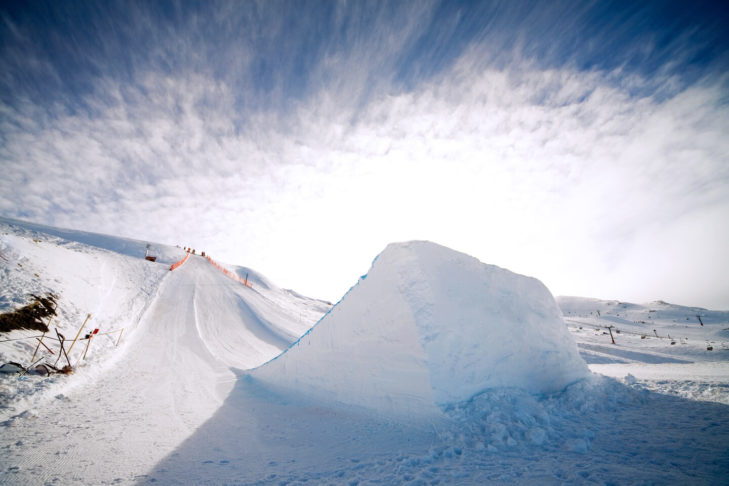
[31,315,54,361]
[81,335,93,361]
[36,337,55,355]
[31,331,46,362]
[75,329,99,365]
[67,313,91,355]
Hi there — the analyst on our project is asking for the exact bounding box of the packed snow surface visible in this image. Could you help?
[0,216,328,415]
[559,296,729,405]
[1,218,728,484]
[252,241,589,415]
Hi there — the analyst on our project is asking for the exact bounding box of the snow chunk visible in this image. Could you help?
[251,241,589,416]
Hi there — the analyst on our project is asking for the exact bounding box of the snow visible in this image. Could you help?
[1,218,728,484]
[0,215,328,417]
[0,218,173,415]
[0,216,185,265]
[251,241,589,416]
[558,295,729,406]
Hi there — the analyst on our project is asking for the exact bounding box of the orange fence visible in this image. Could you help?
[169,253,189,271]
[206,256,253,288]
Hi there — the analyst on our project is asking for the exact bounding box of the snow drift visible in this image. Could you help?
[251,241,589,416]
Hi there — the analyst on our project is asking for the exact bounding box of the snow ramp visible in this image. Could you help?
[250,241,589,417]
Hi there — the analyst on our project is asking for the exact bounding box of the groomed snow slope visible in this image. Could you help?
[177,256,330,370]
[2,222,728,485]
[0,220,329,484]
[0,218,328,418]
[251,241,589,416]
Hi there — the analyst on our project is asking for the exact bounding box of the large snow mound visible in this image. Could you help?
[251,241,589,416]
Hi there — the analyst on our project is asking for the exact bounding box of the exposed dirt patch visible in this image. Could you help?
[0,293,58,333]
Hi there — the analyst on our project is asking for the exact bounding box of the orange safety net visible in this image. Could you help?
[205,255,253,288]
[169,253,189,271]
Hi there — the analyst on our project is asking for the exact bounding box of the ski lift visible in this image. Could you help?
[145,244,157,262]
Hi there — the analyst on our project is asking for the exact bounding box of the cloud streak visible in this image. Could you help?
[1,1,728,308]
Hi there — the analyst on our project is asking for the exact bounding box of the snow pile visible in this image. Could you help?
[439,374,638,454]
[252,241,589,416]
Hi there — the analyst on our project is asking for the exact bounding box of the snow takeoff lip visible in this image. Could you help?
[250,241,589,417]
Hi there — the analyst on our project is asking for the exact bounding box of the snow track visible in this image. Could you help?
[0,254,321,484]
[187,256,295,370]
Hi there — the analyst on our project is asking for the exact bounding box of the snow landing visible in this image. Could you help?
[251,241,589,416]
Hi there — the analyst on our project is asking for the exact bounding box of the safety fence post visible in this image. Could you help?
[81,328,99,361]
[68,313,91,355]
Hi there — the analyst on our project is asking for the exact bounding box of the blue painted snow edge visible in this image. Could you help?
[246,252,381,373]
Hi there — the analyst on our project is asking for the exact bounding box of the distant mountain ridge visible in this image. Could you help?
[0,216,185,265]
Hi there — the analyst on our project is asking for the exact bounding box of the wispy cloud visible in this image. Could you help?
[1,1,728,307]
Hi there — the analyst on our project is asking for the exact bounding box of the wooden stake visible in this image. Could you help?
[30,332,46,363]
[54,331,65,367]
[31,331,46,362]
[30,315,54,362]
[78,328,100,364]
[67,313,91,355]
[81,335,93,361]
[35,336,55,355]
[55,328,72,369]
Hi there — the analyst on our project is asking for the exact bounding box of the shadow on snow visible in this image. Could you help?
[138,372,729,485]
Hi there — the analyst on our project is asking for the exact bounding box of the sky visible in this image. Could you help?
[1,0,728,309]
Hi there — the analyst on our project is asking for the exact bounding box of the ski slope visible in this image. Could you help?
[1,219,729,484]
[0,239,329,484]
[559,296,729,406]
